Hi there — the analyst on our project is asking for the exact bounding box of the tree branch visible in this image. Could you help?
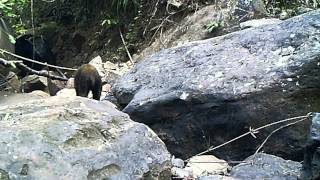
[119,29,134,65]
[0,48,77,71]
[0,57,68,81]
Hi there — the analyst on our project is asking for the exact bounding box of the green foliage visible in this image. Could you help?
[7,33,15,44]
[13,23,27,35]
[206,20,224,33]
[0,0,28,36]
[0,0,15,17]
[0,0,28,18]
[101,15,119,29]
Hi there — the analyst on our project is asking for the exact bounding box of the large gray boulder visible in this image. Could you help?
[230,153,302,179]
[197,153,301,179]
[113,10,320,160]
[0,95,171,179]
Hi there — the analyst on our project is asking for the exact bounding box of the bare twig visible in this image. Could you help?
[119,29,134,65]
[0,57,68,81]
[0,48,77,71]
[148,8,186,46]
[186,114,311,162]
[143,0,160,37]
[31,0,35,61]
[0,58,22,65]
[56,68,67,79]
[0,81,8,88]
[16,62,68,81]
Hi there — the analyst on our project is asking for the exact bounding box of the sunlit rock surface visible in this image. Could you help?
[0,95,171,179]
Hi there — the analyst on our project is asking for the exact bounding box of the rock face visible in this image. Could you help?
[21,75,48,93]
[0,95,171,179]
[113,10,320,160]
[230,153,302,179]
[133,0,268,62]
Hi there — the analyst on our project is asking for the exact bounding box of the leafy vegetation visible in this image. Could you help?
[1,0,320,58]
[101,16,119,29]
[0,0,28,35]
[206,21,224,33]
[0,0,139,36]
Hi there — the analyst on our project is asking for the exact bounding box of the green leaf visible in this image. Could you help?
[8,34,15,44]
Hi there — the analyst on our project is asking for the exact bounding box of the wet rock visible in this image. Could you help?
[0,95,171,179]
[133,0,267,62]
[21,75,47,93]
[114,10,320,160]
[230,153,301,179]
[185,155,229,178]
